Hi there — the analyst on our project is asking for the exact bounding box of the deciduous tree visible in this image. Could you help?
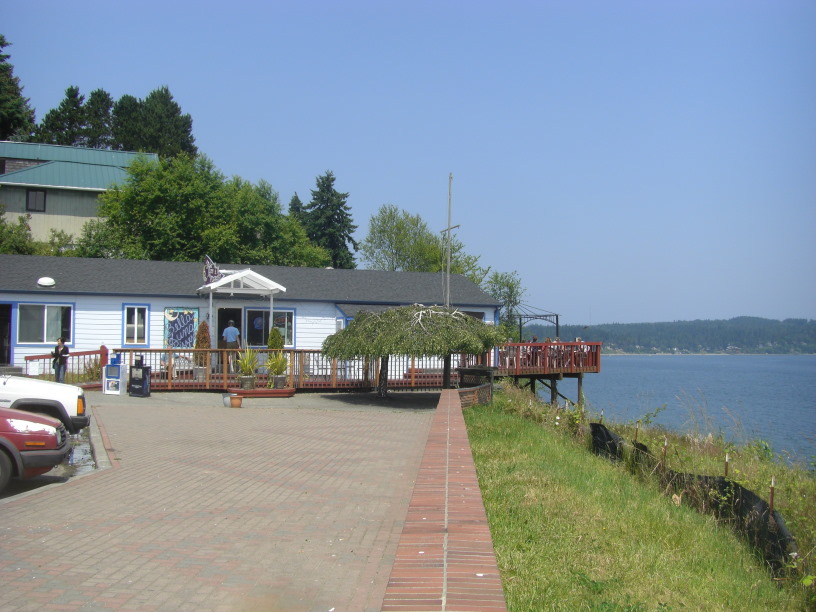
[322,304,505,397]
[360,203,490,286]
[359,204,442,272]
[75,154,329,267]
[483,270,525,339]
[0,205,36,254]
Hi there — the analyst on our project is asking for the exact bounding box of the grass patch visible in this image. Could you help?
[464,386,814,610]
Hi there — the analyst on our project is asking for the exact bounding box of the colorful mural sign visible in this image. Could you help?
[164,308,199,348]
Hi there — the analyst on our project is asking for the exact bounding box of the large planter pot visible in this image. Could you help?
[273,375,287,389]
[229,395,243,408]
[238,375,256,390]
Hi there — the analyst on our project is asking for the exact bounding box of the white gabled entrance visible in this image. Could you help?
[197,268,286,349]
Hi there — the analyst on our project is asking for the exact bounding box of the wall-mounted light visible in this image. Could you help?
[37,276,56,288]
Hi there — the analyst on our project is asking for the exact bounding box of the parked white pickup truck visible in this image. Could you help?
[0,375,90,434]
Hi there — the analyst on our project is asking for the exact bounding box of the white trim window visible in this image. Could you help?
[18,303,72,344]
[246,309,294,347]
[124,305,149,346]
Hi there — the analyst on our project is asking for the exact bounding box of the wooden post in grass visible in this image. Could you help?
[661,437,668,473]
[769,476,776,515]
[724,453,729,478]
[634,421,640,443]
[600,408,604,425]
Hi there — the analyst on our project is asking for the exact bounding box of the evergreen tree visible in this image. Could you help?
[302,170,358,269]
[288,192,304,222]
[34,85,85,145]
[138,86,196,157]
[0,34,35,140]
[81,88,114,148]
[111,94,142,151]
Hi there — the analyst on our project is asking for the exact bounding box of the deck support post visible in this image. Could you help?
[550,379,558,404]
[577,374,584,407]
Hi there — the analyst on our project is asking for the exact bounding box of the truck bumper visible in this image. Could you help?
[71,415,91,432]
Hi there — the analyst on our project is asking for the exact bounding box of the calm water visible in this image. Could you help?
[550,355,816,464]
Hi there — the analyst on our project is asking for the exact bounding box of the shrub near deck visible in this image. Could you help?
[464,403,802,611]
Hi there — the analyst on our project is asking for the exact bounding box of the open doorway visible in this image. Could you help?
[217,308,243,349]
[217,308,242,374]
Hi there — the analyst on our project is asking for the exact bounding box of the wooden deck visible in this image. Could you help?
[24,343,601,393]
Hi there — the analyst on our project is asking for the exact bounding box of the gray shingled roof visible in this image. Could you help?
[0,255,501,309]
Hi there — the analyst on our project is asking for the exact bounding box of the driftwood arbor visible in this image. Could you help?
[322,304,505,397]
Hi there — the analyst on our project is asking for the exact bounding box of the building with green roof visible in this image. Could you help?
[0,141,158,242]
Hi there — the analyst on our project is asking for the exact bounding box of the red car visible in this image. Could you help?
[0,407,71,493]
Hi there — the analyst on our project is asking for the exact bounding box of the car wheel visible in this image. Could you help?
[0,451,12,493]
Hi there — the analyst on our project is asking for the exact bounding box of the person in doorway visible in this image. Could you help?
[222,320,240,373]
[52,337,69,383]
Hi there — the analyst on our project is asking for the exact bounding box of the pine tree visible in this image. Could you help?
[138,86,196,157]
[288,192,304,222]
[34,86,85,145]
[302,171,358,269]
[0,34,35,140]
[81,89,114,148]
[111,94,142,151]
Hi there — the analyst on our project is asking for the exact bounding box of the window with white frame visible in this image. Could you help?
[246,309,294,346]
[18,304,72,343]
[124,305,148,345]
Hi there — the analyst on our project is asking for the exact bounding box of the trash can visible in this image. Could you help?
[129,365,151,397]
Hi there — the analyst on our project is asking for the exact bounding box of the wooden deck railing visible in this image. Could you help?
[20,342,601,391]
[492,342,602,376]
[24,345,110,385]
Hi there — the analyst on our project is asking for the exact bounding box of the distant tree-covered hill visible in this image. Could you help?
[523,317,816,354]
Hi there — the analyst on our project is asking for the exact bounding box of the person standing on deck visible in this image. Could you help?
[222,320,241,373]
[52,337,69,383]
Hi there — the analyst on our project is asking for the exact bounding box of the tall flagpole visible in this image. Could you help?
[446,173,452,308]
[442,173,460,308]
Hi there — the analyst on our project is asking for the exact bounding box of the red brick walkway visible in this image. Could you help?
[382,390,507,611]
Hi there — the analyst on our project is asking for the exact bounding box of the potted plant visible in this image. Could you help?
[193,320,211,382]
[235,348,259,390]
[266,328,288,388]
[266,351,288,389]
[267,327,284,351]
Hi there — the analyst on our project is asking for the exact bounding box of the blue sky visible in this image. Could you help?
[5,1,815,325]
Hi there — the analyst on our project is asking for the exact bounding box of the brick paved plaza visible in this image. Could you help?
[0,390,505,612]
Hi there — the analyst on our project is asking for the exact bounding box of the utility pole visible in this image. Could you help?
[441,173,459,308]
